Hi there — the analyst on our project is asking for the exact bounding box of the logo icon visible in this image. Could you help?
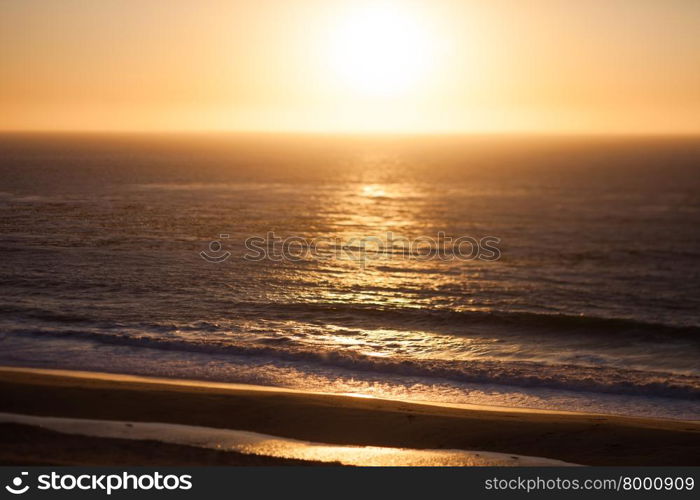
[200,234,231,263]
[5,472,29,495]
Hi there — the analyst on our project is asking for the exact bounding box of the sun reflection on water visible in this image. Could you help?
[361,184,387,198]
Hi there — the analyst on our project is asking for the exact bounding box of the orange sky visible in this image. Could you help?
[1,0,699,133]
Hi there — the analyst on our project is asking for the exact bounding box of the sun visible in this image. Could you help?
[327,3,436,96]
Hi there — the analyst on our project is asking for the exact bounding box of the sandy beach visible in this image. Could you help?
[0,367,697,466]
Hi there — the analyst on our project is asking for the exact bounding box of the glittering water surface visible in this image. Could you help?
[1,134,699,419]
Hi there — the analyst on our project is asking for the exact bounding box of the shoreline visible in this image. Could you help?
[6,366,696,422]
[0,367,698,466]
[0,366,630,419]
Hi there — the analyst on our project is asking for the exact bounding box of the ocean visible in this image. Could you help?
[1,133,699,419]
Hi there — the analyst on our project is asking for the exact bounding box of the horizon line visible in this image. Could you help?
[1,129,700,139]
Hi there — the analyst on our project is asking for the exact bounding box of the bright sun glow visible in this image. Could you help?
[328,3,437,96]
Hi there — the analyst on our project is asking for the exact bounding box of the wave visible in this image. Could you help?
[231,302,700,340]
[4,301,699,339]
[6,327,700,400]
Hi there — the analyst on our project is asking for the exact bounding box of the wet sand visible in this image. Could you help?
[0,367,698,466]
[0,423,333,466]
